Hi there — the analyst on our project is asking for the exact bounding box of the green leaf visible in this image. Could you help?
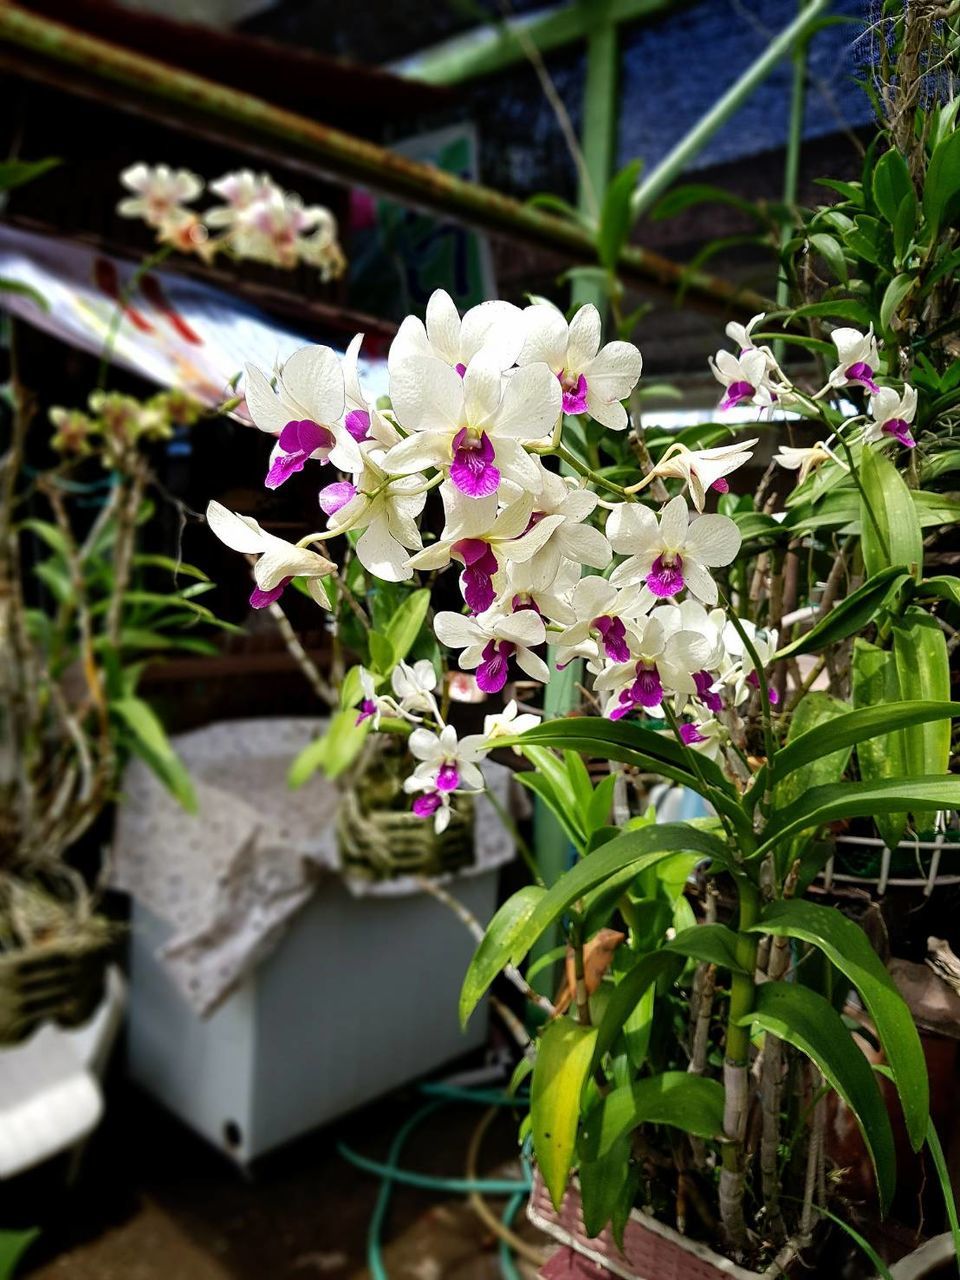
[621,981,656,1070]
[852,641,908,851]
[18,518,70,558]
[111,696,197,812]
[743,983,896,1211]
[384,589,430,664]
[775,566,909,660]
[579,1135,632,1238]
[892,616,951,777]
[0,1228,39,1280]
[665,923,750,975]
[598,160,641,270]
[652,182,767,224]
[460,886,546,1027]
[756,777,960,857]
[592,952,683,1064]
[859,447,922,579]
[807,1203,894,1280]
[531,1019,598,1209]
[774,700,960,782]
[872,149,914,225]
[787,298,873,325]
[367,630,395,675]
[579,1072,725,1161]
[133,553,210,581]
[893,190,917,264]
[585,773,617,834]
[0,157,60,190]
[0,278,48,310]
[879,272,915,333]
[751,900,927,1150]
[916,575,960,607]
[809,232,847,282]
[923,127,960,237]
[516,772,586,853]
[925,1119,960,1270]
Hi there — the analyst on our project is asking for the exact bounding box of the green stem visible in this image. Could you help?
[555,443,631,498]
[485,782,542,886]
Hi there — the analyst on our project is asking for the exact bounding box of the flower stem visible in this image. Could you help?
[554,444,632,499]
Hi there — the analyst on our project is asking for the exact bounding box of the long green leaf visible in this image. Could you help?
[756,777,960,856]
[0,157,60,190]
[579,1072,725,1161]
[750,900,928,1150]
[775,566,909,660]
[665,923,750,975]
[852,640,908,851]
[925,1119,960,1272]
[859,448,922,579]
[384,589,430,664]
[532,1019,598,1209]
[579,1136,632,1239]
[892,617,951,778]
[460,886,545,1027]
[773,700,960,782]
[592,952,683,1064]
[743,984,896,1212]
[923,126,960,236]
[111,696,197,813]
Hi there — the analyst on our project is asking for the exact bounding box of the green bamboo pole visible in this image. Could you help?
[0,3,768,317]
[630,0,829,219]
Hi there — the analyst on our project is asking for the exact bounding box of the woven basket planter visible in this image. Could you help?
[528,1171,763,1280]
[0,923,113,1045]
[336,745,476,881]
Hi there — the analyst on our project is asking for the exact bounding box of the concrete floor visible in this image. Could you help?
[11,1076,545,1280]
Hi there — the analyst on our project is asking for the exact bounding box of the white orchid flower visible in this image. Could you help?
[593,615,712,719]
[646,438,758,511]
[518,302,642,430]
[708,348,778,413]
[500,557,580,625]
[206,500,334,609]
[825,326,881,394]
[862,384,917,449]
[391,660,440,713]
[243,345,356,489]
[389,289,527,375]
[383,353,559,500]
[607,496,742,607]
[552,575,650,672]
[482,700,541,752]
[229,186,321,269]
[403,723,487,832]
[117,163,203,227]
[433,607,549,693]
[651,601,726,711]
[674,714,725,760]
[204,170,274,225]
[720,618,780,706]
[725,313,767,352]
[321,445,426,583]
[512,470,612,578]
[773,442,837,486]
[408,484,567,613]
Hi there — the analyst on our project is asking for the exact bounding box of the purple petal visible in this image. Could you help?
[647,554,685,598]
[280,418,334,454]
[693,670,724,714]
[319,480,357,515]
[560,372,589,416]
[476,639,514,694]
[265,448,308,489]
[719,380,755,412]
[344,409,371,442]
[412,791,443,819]
[710,477,730,494]
[455,362,467,378]
[453,539,499,614]
[679,722,706,745]
[355,698,377,725]
[845,362,880,395]
[249,576,290,609]
[630,665,663,708]
[593,615,630,662]
[436,762,460,792]
[450,428,500,498]
[882,418,915,448]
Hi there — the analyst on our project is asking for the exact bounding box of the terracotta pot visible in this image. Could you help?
[527,1170,762,1280]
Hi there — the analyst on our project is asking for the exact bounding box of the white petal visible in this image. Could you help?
[572,574,617,617]
[305,578,331,609]
[518,304,567,371]
[685,515,742,567]
[557,522,612,570]
[606,502,657,554]
[460,300,526,369]
[584,341,642,401]
[243,364,289,435]
[587,395,629,431]
[206,501,267,553]
[681,558,719,606]
[659,496,690,549]
[505,514,566,563]
[425,289,462,365]
[566,304,602,369]
[280,346,345,424]
[388,314,431,370]
[515,648,550,684]
[380,431,449,476]
[356,518,412,582]
[463,354,503,429]
[434,611,483,649]
[492,608,546,646]
[494,362,562,440]
[390,356,462,434]
[495,437,544,493]
[409,727,441,762]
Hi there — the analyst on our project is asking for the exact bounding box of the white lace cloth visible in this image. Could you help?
[111,719,515,1017]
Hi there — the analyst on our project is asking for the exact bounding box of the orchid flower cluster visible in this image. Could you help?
[118,163,346,279]
[206,291,912,829]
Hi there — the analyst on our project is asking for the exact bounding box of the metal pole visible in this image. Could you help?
[0,3,768,317]
[630,0,829,219]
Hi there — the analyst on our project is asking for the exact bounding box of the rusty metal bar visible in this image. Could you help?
[0,3,769,317]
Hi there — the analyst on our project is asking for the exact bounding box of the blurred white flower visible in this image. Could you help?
[206,500,334,609]
[118,162,202,227]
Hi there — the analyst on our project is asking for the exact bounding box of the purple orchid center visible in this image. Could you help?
[450,427,500,498]
[693,670,724,714]
[719,380,755,412]
[882,417,915,448]
[630,664,664,709]
[746,670,779,704]
[711,477,730,494]
[249,576,291,609]
[593,615,630,662]
[265,418,335,489]
[845,361,880,395]
[436,762,460,792]
[679,722,706,745]
[453,538,499,613]
[455,362,467,378]
[412,792,443,819]
[477,639,515,694]
[344,409,371,442]
[355,698,377,726]
[512,593,543,616]
[648,553,685,598]
[319,480,357,516]
[559,371,589,416]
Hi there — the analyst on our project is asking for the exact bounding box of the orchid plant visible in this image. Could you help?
[205,261,960,1265]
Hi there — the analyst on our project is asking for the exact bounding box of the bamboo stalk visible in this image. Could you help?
[0,3,769,317]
